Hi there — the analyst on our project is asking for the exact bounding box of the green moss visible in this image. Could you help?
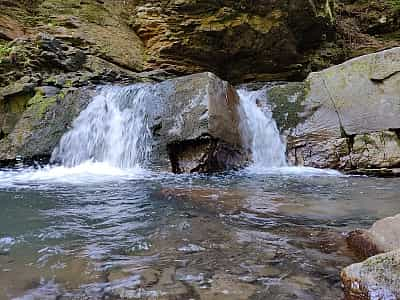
[199,9,282,33]
[8,94,31,113]
[267,82,307,131]
[38,0,108,25]
[58,89,68,100]
[388,0,400,11]
[0,43,13,64]
[27,91,57,117]
[359,134,378,147]
[64,80,74,88]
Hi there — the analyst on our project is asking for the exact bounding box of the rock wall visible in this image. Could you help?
[0,1,399,174]
[132,0,336,82]
[0,0,338,84]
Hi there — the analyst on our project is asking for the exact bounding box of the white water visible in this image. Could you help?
[51,85,152,169]
[237,88,288,170]
[0,84,341,186]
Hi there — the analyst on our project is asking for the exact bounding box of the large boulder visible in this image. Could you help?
[147,72,248,173]
[265,47,400,173]
[346,214,400,259]
[341,249,400,300]
[341,213,400,299]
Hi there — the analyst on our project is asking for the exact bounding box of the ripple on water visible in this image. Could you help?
[0,163,399,299]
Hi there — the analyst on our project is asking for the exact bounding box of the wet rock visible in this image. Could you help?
[148,72,250,173]
[0,87,96,162]
[347,214,400,259]
[265,47,400,173]
[341,249,400,300]
[168,136,248,173]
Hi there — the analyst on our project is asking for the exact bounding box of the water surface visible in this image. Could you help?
[0,164,399,299]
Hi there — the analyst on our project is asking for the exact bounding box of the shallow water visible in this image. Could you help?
[0,163,399,299]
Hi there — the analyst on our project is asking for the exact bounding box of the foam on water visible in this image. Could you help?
[237,87,341,176]
[0,83,342,187]
[0,162,157,188]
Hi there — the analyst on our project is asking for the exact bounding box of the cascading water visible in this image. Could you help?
[51,85,152,169]
[237,88,288,169]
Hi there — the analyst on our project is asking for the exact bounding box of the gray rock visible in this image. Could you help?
[0,87,95,162]
[35,86,60,98]
[0,78,35,100]
[266,47,400,172]
[147,72,249,172]
[349,131,400,169]
[341,249,400,300]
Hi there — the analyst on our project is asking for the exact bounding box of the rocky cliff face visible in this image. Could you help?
[132,0,336,82]
[0,0,338,84]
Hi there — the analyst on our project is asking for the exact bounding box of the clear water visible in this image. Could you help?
[0,86,399,299]
[0,166,399,299]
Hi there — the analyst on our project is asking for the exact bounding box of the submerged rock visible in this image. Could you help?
[341,249,400,300]
[347,214,400,259]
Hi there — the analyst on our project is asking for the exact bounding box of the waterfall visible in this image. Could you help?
[51,85,152,169]
[237,88,287,168]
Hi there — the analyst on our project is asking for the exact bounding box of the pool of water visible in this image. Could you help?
[0,163,399,299]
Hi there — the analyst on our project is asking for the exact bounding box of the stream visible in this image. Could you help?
[0,84,399,299]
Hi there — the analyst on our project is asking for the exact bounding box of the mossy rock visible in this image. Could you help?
[266,82,307,132]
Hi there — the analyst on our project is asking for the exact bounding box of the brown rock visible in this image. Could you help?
[347,214,400,259]
[0,15,26,40]
[133,0,335,82]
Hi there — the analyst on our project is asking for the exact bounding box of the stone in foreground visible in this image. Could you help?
[347,214,400,259]
[341,250,400,300]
